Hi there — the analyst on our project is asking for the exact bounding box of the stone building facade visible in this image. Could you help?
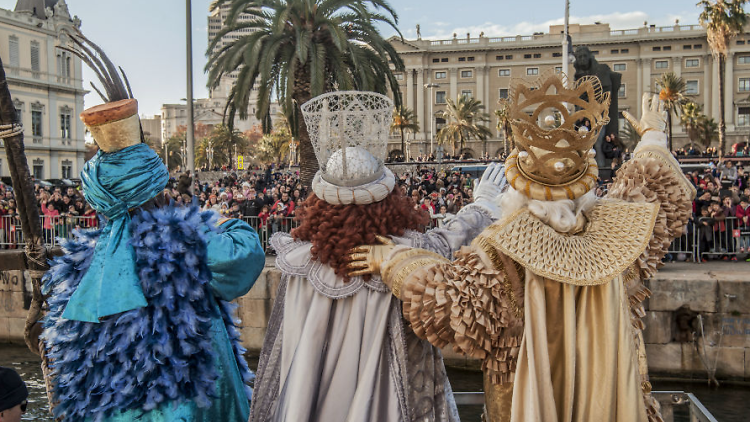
[0,0,86,180]
[389,22,750,158]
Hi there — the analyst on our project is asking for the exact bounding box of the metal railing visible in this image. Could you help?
[451,391,717,421]
[0,215,99,248]
[2,214,748,264]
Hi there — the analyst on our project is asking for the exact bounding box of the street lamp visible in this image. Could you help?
[424,82,439,158]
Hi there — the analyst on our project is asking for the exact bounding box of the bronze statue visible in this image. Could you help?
[574,46,622,137]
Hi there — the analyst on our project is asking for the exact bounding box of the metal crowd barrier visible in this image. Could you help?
[2,214,748,264]
[0,215,99,248]
[452,391,717,421]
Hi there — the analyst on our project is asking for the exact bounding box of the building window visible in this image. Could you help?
[460,70,473,78]
[686,80,699,95]
[32,159,44,179]
[436,91,446,104]
[498,69,510,77]
[461,90,472,98]
[694,44,703,49]
[738,55,750,64]
[458,57,466,62]
[653,46,662,51]
[685,59,700,68]
[527,67,539,76]
[441,58,448,62]
[31,107,43,140]
[499,88,509,99]
[590,50,599,55]
[432,58,439,63]
[555,66,562,74]
[611,49,619,54]
[613,63,626,71]
[533,53,541,59]
[684,44,693,50]
[552,52,562,57]
[496,55,504,60]
[435,71,447,79]
[505,55,513,60]
[30,41,40,77]
[655,60,669,69]
[738,40,746,45]
[60,108,72,139]
[436,117,446,131]
[739,78,750,92]
[57,51,71,79]
[663,46,672,51]
[738,107,750,126]
[468,57,475,61]
[620,48,629,53]
[394,73,403,80]
[9,35,19,68]
[524,54,532,59]
[618,84,626,98]
[61,160,72,179]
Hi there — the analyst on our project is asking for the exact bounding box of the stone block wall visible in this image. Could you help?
[0,270,30,344]
[3,265,749,381]
[643,271,750,381]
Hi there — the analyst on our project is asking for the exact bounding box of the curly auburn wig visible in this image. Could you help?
[292,189,429,281]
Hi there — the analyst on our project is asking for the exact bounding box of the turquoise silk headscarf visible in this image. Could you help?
[62,143,169,322]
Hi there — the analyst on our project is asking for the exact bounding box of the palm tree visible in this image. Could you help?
[655,72,687,152]
[699,0,749,157]
[206,0,404,188]
[437,95,492,156]
[680,101,704,147]
[697,115,719,148]
[255,124,293,165]
[620,120,642,151]
[207,124,248,168]
[495,98,513,156]
[391,106,420,159]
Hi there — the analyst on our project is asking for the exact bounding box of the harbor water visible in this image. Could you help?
[1,345,748,421]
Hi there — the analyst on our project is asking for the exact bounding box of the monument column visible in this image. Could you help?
[417,69,425,140]
[725,52,735,130]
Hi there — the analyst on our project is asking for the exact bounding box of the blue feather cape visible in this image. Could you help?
[41,204,254,422]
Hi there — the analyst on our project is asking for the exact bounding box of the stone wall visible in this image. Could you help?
[3,263,749,380]
[643,267,750,381]
[0,270,30,344]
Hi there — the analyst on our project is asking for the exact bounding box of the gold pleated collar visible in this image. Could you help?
[474,199,658,286]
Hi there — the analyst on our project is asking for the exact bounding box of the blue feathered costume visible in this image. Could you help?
[40,144,265,422]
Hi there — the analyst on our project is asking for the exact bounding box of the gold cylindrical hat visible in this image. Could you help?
[80,99,141,153]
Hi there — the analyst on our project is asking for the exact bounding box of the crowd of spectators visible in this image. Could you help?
[0,182,97,247]
[166,166,481,237]
[686,160,750,261]
[3,150,749,263]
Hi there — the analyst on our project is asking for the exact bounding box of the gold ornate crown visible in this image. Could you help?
[505,72,610,200]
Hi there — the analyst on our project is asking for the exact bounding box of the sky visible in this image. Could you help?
[0,0,704,116]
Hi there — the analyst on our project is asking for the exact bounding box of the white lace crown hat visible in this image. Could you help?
[300,91,395,205]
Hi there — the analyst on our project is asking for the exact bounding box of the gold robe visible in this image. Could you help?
[382,145,695,422]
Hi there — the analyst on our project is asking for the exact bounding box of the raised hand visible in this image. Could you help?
[622,93,667,137]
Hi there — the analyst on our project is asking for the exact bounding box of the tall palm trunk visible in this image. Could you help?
[400,127,405,158]
[0,57,48,355]
[718,54,727,158]
[666,110,673,152]
[293,62,316,189]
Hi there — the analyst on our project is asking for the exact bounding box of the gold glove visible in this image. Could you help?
[346,235,395,278]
